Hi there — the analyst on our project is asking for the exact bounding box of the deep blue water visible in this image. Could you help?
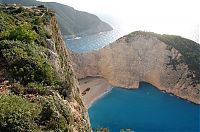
[89,83,200,132]
[64,31,200,132]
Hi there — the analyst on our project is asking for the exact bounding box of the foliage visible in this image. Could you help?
[0,12,16,32]
[5,23,38,43]
[155,34,200,83]
[0,7,51,46]
[0,40,55,85]
[38,96,72,131]
[10,82,25,95]
[0,95,73,131]
[0,4,88,132]
[14,6,25,14]
[0,4,72,96]
[27,82,47,95]
[0,94,41,131]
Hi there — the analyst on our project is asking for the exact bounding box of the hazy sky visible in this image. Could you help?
[41,0,199,42]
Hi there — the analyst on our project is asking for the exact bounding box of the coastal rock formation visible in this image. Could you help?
[0,5,91,131]
[72,31,200,104]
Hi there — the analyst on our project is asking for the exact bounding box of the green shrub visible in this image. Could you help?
[0,94,41,131]
[14,7,25,14]
[7,23,38,43]
[38,96,71,131]
[0,12,16,33]
[10,82,25,95]
[27,82,47,95]
[0,40,55,85]
[156,34,200,83]
[33,16,43,25]
[48,114,68,131]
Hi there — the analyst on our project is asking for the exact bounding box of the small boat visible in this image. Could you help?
[74,36,81,40]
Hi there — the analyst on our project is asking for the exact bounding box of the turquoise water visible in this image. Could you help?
[89,83,200,132]
[64,31,200,132]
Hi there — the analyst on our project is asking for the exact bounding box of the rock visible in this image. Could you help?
[45,15,91,131]
[71,31,200,104]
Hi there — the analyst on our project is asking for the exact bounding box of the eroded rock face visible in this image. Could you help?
[45,16,91,131]
[71,32,200,104]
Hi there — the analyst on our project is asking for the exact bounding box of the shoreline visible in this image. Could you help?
[78,77,112,108]
[79,77,200,108]
[87,87,112,108]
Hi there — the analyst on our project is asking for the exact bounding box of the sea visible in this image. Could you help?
[65,30,122,53]
[64,30,200,132]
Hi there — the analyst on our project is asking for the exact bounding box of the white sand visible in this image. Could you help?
[78,77,112,108]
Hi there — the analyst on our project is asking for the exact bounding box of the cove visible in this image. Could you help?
[88,82,200,132]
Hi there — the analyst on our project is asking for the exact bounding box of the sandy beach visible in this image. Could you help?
[78,77,112,108]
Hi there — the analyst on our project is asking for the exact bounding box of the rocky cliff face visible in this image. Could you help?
[0,5,91,131]
[45,16,91,131]
[72,31,200,104]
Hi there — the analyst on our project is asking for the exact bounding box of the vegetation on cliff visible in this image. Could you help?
[0,94,41,131]
[0,4,90,131]
[156,34,200,83]
[1,0,113,35]
[0,4,55,86]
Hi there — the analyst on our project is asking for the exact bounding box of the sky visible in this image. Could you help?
[40,0,199,43]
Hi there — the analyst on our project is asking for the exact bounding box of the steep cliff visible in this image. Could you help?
[72,31,200,104]
[0,4,91,131]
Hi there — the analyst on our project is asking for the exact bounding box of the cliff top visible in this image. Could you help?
[123,31,200,83]
[0,4,54,22]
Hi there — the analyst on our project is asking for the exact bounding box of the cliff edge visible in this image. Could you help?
[0,4,91,131]
[72,31,200,104]
[1,0,113,36]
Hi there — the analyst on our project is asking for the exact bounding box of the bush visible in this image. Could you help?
[38,96,71,131]
[33,16,43,25]
[0,94,41,131]
[0,40,55,85]
[27,82,47,95]
[156,34,200,83]
[14,7,25,14]
[10,82,24,95]
[7,23,38,43]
